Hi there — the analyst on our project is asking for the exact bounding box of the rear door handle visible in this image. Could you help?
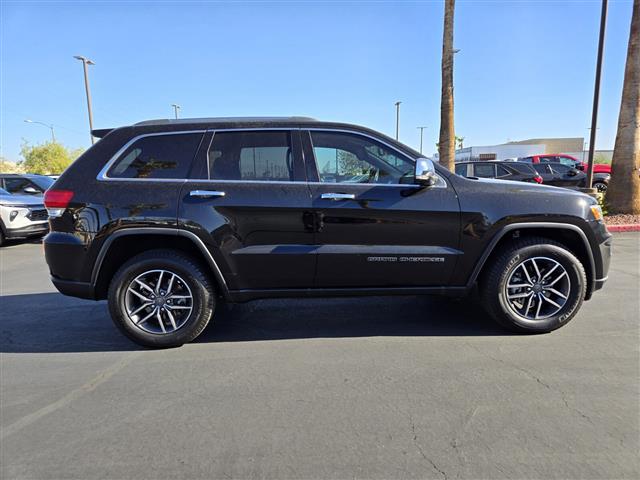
[190,190,226,198]
[321,193,355,200]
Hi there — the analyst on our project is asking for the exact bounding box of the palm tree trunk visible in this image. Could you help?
[439,0,456,171]
[608,0,640,214]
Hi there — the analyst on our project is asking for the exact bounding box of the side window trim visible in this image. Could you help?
[97,130,207,182]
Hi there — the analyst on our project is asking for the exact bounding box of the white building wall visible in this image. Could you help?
[455,144,544,162]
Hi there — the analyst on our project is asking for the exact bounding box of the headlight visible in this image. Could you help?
[590,204,603,222]
[10,210,19,221]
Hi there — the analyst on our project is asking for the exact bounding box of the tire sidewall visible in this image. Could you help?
[496,244,585,332]
[109,255,214,348]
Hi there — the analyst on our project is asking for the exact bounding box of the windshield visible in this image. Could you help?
[29,175,55,191]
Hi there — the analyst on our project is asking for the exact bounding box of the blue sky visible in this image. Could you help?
[0,0,634,162]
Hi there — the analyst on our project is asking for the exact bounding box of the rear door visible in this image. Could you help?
[549,163,585,188]
[304,129,461,288]
[179,129,315,290]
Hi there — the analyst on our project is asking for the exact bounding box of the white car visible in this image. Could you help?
[0,187,49,246]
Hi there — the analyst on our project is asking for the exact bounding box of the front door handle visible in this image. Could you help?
[321,193,355,200]
[190,190,226,198]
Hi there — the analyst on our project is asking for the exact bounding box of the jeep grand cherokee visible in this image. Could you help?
[43,117,611,347]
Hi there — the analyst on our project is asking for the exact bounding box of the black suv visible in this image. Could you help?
[43,117,611,347]
[455,161,543,184]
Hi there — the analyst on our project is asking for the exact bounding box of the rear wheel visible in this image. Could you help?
[108,249,215,348]
[481,237,586,333]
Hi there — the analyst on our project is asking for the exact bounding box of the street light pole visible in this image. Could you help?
[586,0,608,190]
[171,104,181,119]
[24,119,55,142]
[394,101,402,140]
[417,126,428,154]
[74,55,96,144]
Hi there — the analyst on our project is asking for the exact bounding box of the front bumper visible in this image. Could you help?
[593,234,612,292]
[5,223,49,239]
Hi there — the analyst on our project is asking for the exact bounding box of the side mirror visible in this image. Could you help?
[23,186,39,194]
[415,157,437,186]
[567,169,578,177]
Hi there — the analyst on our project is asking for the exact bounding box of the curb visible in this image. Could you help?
[606,224,640,232]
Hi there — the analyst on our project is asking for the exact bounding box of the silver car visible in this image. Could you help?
[0,187,49,246]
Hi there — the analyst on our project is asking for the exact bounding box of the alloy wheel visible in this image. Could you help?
[124,269,193,334]
[503,257,571,320]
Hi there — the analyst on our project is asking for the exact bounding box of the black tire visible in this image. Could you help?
[0,229,4,247]
[480,237,587,333]
[108,249,215,348]
[593,181,608,193]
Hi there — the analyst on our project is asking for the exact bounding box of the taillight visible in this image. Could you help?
[44,189,74,217]
[533,175,543,184]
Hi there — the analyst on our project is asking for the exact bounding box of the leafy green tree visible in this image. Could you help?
[19,141,84,175]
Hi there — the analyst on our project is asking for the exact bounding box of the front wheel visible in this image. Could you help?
[108,249,215,348]
[481,237,587,333]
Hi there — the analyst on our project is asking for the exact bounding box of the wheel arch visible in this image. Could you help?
[469,223,596,299]
[92,228,229,300]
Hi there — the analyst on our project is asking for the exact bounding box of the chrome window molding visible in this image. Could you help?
[96,130,207,182]
[95,126,445,188]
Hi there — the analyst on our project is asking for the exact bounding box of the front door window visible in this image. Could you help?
[310,131,415,185]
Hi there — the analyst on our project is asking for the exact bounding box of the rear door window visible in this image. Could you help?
[108,133,203,179]
[207,131,294,181]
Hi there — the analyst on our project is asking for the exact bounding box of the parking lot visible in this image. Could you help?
[1,233,638,479]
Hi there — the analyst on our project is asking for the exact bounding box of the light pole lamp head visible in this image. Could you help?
[74,55,95,65]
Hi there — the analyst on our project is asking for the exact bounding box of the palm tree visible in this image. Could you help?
[438,0,456,171]
[608,0,640,214]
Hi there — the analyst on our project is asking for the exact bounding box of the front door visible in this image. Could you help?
[179,129,315,291]
[304,130,461,288]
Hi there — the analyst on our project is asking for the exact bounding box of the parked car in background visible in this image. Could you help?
[0,187,49,246]
[531,163,586,189]
[455,161,543,184]
[0,173,55,196]
[518,154,611,175]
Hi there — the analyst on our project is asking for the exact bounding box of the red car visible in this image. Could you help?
[518,154,611,192]
[519,154,611,174]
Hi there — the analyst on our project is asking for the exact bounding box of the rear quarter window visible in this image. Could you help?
[108,133,203,179]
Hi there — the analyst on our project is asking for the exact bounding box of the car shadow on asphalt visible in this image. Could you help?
[0,292,509,353]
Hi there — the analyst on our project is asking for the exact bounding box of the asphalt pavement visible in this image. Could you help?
[1,234,639,479]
